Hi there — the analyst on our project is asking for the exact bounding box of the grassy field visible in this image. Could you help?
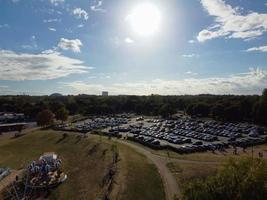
[114,140,165,200]
[167,162,219,187]
[126,141,267,162]
[0,131,165,200]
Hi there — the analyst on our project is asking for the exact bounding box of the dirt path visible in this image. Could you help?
[117,140,180,200]
[115,139,226,200]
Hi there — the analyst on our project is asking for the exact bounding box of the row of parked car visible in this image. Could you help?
[131,133,266,154]
[55,117,129,132]
[229,137,266,148]
[122,118,267,153]
[130,134,230,154]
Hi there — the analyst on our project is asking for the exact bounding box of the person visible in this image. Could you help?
[233,146,237,155]
[242,145,246,153]
[258,151,263,158]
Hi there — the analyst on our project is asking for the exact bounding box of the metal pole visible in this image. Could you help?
[11,182,20,200]
[23,170,30,198]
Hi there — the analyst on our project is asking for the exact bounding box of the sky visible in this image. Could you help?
[0,0,267,96]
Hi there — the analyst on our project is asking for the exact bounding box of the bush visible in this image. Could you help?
[182,158,267,200]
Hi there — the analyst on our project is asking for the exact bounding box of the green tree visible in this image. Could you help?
[55,107,69,123]
[158,104,176,118]
[211,104,224,120]
[37,109,54,127]
[183,158,267,200]
[253,88,267,124]
[262,88,267,103]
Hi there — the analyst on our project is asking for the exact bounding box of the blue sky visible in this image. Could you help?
[0,0,267,95]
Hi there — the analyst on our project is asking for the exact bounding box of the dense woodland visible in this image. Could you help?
[0,88,267,125]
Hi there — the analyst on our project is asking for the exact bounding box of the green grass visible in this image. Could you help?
[115,141,165,200]
[166,162,219,186]
[0,131,165,200]
[133,141,267,162]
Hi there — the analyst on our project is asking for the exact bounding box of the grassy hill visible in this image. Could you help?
[0,131,165,200]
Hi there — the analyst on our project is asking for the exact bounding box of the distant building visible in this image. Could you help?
[102,91,108,96]
[0,113,25,124]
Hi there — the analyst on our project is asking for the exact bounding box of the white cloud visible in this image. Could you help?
[58,38,83,53]
[0,49,90,81]
[91,0,106,12]
[182,54,199,58]
[62,68,267,95]
[246,45,267,52]
[198,0,267,42]
[73,8,89,20]
[43,18,61,23]
[125,37,134,43]
[48,27,56,31]
[49,0,64,6]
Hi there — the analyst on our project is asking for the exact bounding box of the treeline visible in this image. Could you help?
[0,89,266,125]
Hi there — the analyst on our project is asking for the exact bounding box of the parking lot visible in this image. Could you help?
[55,116,267,154]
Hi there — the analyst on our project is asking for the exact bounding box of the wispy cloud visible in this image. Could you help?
[246,45,267,53]
[49,0,64,6]
[198,0,267,42]
[43,18,61,23]
[73,8,89,21]
[10,0,20,3]
[48,27,56,31]
[0,49,90,81]
[125,37,134,44]
[91,0,106,12]
[188,40,195,44]
[182,54,199,58]
[185,71,198,76]
[0,24,9,28]
[58,38,83,53]
[62,68,267,95]
[21,35,37,49]
[77,24,84,28]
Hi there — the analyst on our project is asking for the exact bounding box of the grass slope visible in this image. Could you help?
[0,131,165,200]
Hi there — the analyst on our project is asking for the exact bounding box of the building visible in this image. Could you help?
[0,123,26,133]
[0,113,25,124]
[102,91,108,96]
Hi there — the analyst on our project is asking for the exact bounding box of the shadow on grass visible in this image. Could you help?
[10,133,26,139]
[55,133,68,144]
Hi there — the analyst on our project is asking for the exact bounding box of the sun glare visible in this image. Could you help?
[127,3,161,37]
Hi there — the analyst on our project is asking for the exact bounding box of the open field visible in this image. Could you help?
[167,162,219,186]
[0,131,165,200]
[125,140,267,162]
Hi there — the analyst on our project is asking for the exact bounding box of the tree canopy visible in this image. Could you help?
[182,158,267,200]
[37,109,54,127]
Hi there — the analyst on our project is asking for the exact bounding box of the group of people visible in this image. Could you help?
[28,157,62,186]
[231,145,265,158]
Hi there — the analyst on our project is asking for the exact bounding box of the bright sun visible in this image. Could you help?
[128,3,161,36]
